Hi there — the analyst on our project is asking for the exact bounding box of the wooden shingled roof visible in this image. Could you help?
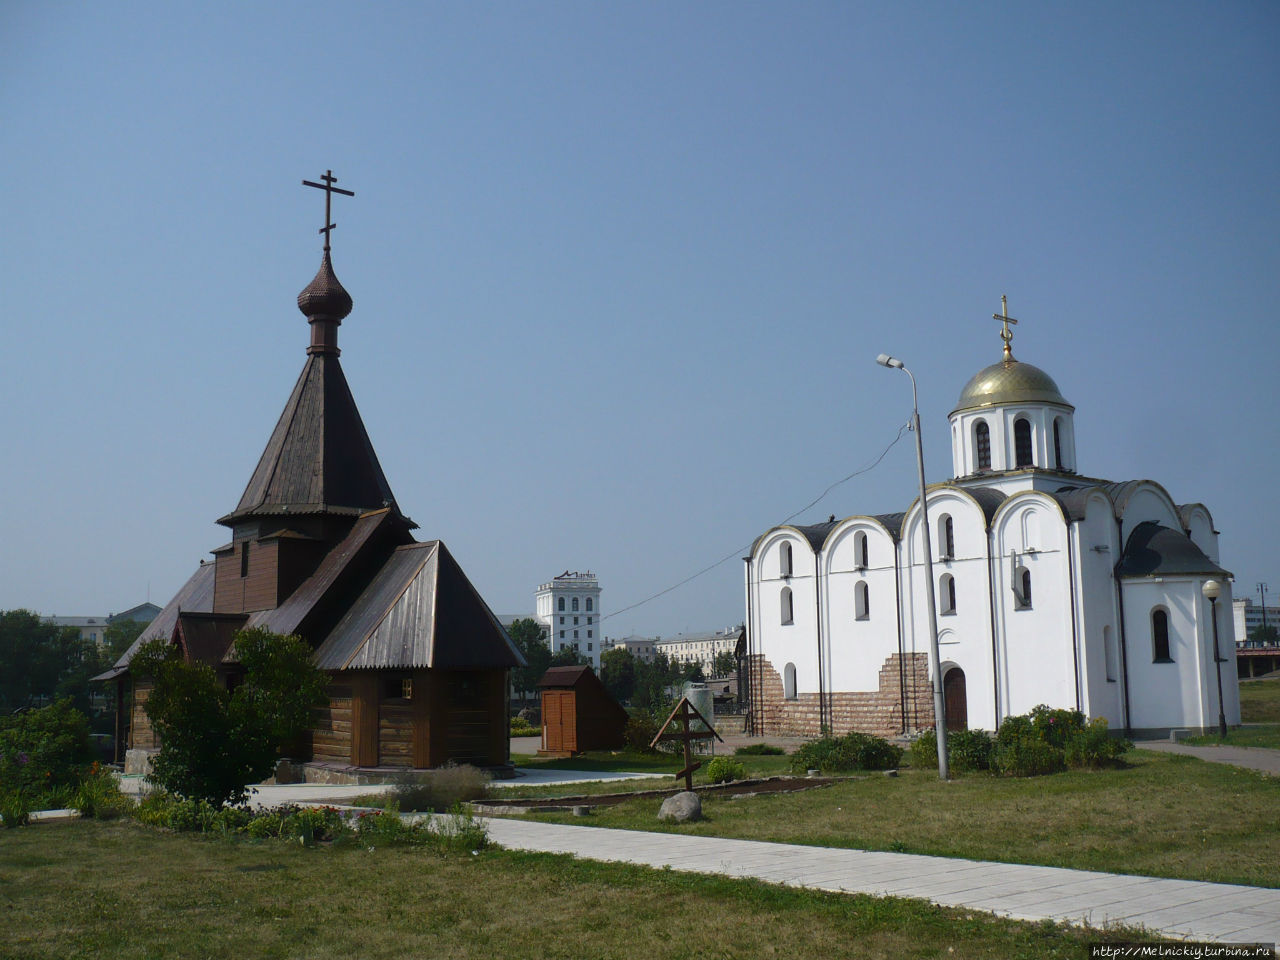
[313,541,524,672]
[218,352,399,527]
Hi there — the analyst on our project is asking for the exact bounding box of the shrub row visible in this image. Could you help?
[133,792,488,851]
[509,716,540,738]
[790,732,903,774]
[704,757,746,784]
[909,706,1131,777]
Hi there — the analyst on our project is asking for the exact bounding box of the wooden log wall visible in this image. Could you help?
[311,683,352,764]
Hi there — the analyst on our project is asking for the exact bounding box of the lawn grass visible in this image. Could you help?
[1184,677,1280,747]
[1184,724,1280,749]
[499,750,1280,888]
[0,818,1159,959]
[1240,676,1280,723]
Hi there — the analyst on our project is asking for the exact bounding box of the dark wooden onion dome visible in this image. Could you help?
[103,177,523,772]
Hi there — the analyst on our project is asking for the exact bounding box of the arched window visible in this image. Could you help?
[558,597,565,612]
[572,597,579,612]
[975,420,991,471]
[1014,418,1033,468]
[1053,418,1064,470]
[855,531,869,569]
[1014,567,1032,609]
[780,587,794,625]
[780,541,793,577]
[938,514,954,558]
[1152,609,1172,661]
[854,580,869,620]
[585,597,593,612]
[783,663,798,700]
[940,573,956,614]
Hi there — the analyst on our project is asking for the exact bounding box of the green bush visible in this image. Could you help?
[0,790,32,828]
[1029,705,1086,750]
[705,757,746,783]
[0,700,95,797]
[911,728,995,773]
[734,743,784,756]
[509,716,540,737]
[71,765,132,820]
[391,764,490,813]
[995,734,1066,777]
[1063,717,1130,768]
[431,803,489,853]
[623,713,659,753]
[790,732,903,774]
[282,806,347,844]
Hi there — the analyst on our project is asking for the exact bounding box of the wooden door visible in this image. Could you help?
[943,667,967,732]
[542,691,577,753]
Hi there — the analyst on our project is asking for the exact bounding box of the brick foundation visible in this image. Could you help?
[748,653,934,738]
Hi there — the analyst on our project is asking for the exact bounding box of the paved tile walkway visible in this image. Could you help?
[474,817,1280,946]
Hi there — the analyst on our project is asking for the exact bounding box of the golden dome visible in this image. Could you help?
[951,359,1073,415]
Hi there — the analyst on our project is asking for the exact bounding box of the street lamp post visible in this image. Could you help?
[877,353,949,780]
[1201,579,1229,739]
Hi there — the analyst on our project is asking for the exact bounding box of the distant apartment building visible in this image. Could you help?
[43,602,162,648]
[535,571,603,671]
[657,626,741,677]
[1233,598,1280,645]
[601,635,660,663]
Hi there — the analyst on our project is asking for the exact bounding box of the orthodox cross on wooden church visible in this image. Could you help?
[302,169,355,253]
[651,696,724,791]
[992,294,1018,362]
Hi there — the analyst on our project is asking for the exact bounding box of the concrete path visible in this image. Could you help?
[1135,740,1280,776]
[474,816,1280,946]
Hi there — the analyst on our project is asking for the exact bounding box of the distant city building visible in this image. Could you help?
[601,635,660,663]
[43,602,162,648]
[1233,598,1280,645]
[535,571,603,670]
[657,627,741,677]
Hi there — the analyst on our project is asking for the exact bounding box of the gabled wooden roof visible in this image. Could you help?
[313,540,525,671]
[111,562,217,671]
[218,352,399,527]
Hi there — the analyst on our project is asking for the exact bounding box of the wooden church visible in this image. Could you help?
[105,172,524,773]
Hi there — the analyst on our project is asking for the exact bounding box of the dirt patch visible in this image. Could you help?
[472,775,843,814]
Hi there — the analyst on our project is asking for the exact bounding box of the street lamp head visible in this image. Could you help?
[1202,579,1222,601]
[877,354,904,369]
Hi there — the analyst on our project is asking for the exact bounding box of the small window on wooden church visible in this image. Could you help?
[975,420,991,470]
[854,581,869,621]
[1014,418,1033,468]
[780,541,793,577]
[780,587,794,625]
[240,541,250,578]
[383,675,412,701]
[1152,609,1172,662]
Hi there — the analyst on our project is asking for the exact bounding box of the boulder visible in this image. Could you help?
[658,791,702,823]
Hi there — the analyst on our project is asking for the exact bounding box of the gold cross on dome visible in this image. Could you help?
[992,294,1018,361]
[302,169,355,253]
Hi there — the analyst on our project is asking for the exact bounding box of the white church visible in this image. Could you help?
[743,305,1240,739]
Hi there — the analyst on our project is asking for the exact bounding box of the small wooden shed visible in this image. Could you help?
[537,665,629,757]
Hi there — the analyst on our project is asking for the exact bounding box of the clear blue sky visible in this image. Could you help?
[2,1,1277,638]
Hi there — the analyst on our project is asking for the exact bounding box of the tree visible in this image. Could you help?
[0,610,85,714]
[712,649,738,678]
[550,646,590,668]
[133,628,328,806]
[1249,624,1279,646]
[601,647,636,704]
[508,618,551,702]
[104,618,149,661]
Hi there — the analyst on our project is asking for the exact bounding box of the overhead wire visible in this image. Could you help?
[598,415,914,627]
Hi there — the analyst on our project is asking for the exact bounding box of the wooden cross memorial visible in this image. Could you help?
[650,696,725,791]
